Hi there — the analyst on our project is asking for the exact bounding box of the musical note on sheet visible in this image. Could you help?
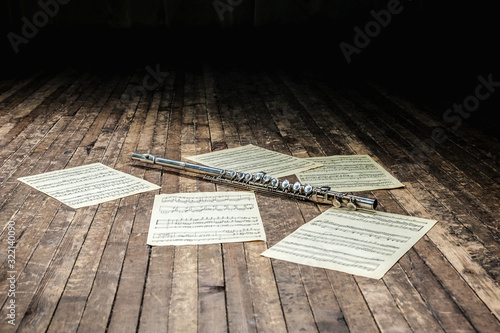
[261,208,437,279]
[186,144,323,178]
[296,155,404,191]
[18,163,161,208]
[147,192,266,246]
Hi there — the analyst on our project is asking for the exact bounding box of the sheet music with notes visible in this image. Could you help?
[261,208,437,279]
[296,155,404,191]
[186,144,323,178]
[147,192,266,246]
[18,163,161,208]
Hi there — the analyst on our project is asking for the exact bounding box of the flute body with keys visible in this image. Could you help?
[131,153,377,211]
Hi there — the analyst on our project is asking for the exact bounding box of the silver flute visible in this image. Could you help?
[131,153,377,210]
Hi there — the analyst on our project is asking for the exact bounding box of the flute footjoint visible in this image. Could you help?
[131,153,377,210]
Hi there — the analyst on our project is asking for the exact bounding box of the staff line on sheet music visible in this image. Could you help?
[293,229,398,255]
[160,194,252,203]
[322,212,428,230]
[155,217,258,228]
[308,163,379,171]
[271,242,381,271]
[159,203,255,213]
[152,229,263,240]
[155,216,258,224]
[311,220,411,243]
[47,177,137,196]
[65,184,151,206]
[21,164,111,183]
[155,223,257,229]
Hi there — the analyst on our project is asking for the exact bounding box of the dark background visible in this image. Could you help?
[1,0,498,128]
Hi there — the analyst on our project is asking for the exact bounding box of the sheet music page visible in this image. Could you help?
[147,191,266,246]
[18,163,161,209]
[186,144,323,178]
[261,208,437,279]
[296,155,404,191]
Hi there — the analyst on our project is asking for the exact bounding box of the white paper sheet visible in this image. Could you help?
[261,208,437,279]
[186,144,322,178]
[147,191,266,246]
[296,155,404,191]
[18,163,160,208]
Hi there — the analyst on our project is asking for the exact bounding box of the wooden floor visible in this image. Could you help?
[1,57,500,332]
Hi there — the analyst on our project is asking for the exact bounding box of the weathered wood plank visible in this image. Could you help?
[165,69,200,333]
[244,241,288,333]
[209,65,261,333]
[138,69,181,332]
[0,72,93,180]
[46,202,120,333]
[383,264,445,332]
[132,84,172,333]
[327,272,380,333]
[107,89,163,333]
[191,67,229,333]
[0,206,78,333]
[356,277,412,332]
[223,242,257,333]
[168,245,199,333]
[0,71,42,104]
[138,246,175,333]
[0,70,74,141]
[202,63,226,151]
[210,64,289,332]
[75,85,152,332]
[198,243,227,333]
[0,71,54,121]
